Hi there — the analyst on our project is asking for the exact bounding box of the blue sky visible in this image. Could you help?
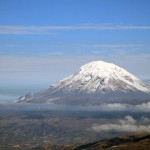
[0,0,150,101]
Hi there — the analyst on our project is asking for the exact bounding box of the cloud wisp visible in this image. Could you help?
[1,24,150,34]
[100,102,150,112]
[92,116,150,132]
[76,102,150,112]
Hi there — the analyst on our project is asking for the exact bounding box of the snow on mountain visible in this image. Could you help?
[17,61,150,105]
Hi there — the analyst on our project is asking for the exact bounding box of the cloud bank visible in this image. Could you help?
[1,102,150,112]
[98,102,150,112]
[92,116,150,132]
[70,102,150,112]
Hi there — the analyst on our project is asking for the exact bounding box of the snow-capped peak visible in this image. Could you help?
[80,61,135,80]
[52,61,150,93]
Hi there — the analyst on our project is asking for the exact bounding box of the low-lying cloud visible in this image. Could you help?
[0,102,150,112]
[75,102,150,112]
[92,115,150,132]
[99,102,150,112]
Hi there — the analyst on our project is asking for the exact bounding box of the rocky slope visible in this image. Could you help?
[17,61,150,105]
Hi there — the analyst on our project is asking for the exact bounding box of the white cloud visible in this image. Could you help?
[141,116,150,123]
[1,24,150,34]
[62,102,150,112]
[84,102,150,112]
[119,116,136,124]
[134,102,150,112]
[91,116,150,132]
[99,103,127,111]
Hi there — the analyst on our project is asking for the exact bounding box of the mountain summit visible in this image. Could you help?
[17,61,150,105]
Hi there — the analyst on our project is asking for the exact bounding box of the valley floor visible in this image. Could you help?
[0,104,150,150]
[32,132,150,150]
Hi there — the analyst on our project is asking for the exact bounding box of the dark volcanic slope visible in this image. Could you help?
[73,133,150,150]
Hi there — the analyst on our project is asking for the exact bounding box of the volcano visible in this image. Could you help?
[17,61,150,105]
